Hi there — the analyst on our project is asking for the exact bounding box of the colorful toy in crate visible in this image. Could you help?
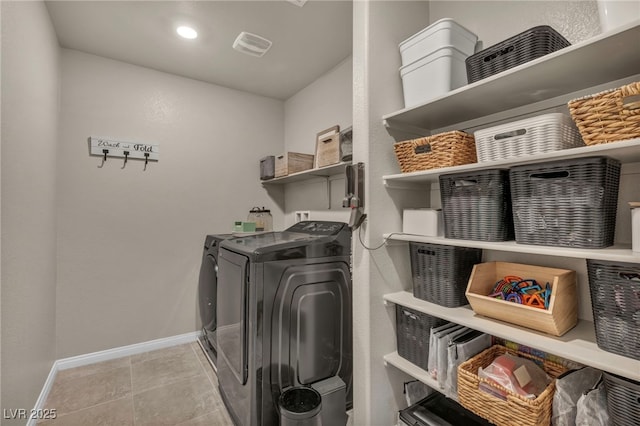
[488,275,551,309]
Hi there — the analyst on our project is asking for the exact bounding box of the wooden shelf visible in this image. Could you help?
[261,162,348,185]
[383,233,640,263]
[382,21,640,138]
[383,138,640,186]
[383,291,640,381]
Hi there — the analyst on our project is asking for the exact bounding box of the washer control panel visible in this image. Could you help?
[286,221,346,235]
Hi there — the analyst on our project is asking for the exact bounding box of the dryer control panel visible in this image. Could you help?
[287,221,346,235]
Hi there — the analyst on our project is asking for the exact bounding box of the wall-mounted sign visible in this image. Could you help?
[89,137,159,161]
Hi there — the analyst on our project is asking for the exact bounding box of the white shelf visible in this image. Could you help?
[382,21,640,137]
[383,138,640,186]
[383,233,640,263]
[261,162,348,185]
[383,352,439,390]
[383,291,640,381]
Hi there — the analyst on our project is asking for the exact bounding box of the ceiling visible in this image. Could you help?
[45,1,353,100]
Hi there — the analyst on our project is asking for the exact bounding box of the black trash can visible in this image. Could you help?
[279,386,322,426]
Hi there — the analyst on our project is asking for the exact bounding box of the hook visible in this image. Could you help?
[121,151,129,169]
[144,153,149,171]
[98,149,109,168]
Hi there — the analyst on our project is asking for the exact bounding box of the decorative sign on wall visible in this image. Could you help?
[89,137,159,169]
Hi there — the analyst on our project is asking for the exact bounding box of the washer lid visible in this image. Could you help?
[220,221,350,261]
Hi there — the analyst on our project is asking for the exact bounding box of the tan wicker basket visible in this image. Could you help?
[393,131,476,173]
[457,345,567,426]
[568,81,640,146]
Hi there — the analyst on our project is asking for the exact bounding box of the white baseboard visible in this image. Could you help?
[56,331,201,370]
[26,362,59,426]
[28,331,201,426]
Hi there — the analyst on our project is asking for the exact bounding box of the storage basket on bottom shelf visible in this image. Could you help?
[409,242,482,307]
[439,169,514,242]
[457,345,568,426]
[587,259,640,360]
[568,81,640,146]
[465,262,577,337]
[509,156,621,248]
[395,305,446,371]
[603,372,640,426]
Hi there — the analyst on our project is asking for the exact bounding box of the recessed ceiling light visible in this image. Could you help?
[176,26,198,40]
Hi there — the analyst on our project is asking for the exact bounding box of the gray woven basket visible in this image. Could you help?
[466,25,570,83]
[396,305,445,371]
[439,169,514,242]
[410,242,482,307]
[510,156,620,248]
[603,372,640,426]
[587,259,640,360]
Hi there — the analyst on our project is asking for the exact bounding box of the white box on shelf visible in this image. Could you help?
[403,209,443,236]
[400,47,468,108]
[399,18,478,66]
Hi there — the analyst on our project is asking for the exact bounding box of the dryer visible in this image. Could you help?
[197,234,231,367]
[216,221,352,426]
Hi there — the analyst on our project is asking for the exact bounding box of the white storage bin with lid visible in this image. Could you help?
[399,18,478,66]
[473,113,584,163]
[400,47,468,108]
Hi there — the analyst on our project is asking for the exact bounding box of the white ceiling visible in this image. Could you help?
[45,1,353,100]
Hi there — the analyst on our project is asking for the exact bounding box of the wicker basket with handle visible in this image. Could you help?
[393,131,476,173]
[568,81,640,145]
[457,345,567,426]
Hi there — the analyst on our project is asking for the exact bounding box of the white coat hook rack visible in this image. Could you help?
[89,137,159,170]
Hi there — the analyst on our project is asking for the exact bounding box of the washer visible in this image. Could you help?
[216,221,352,426]
[197,233,232,367]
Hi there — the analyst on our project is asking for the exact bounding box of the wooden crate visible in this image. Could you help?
[465,262,577,336]
[315,125,341,168]
[274,152,314,177]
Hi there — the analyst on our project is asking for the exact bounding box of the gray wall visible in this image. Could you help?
[352,2,431,425]
[1,1,60,422]
[282,56,353,227]
[429,0,601,47]
[56,49,285,358]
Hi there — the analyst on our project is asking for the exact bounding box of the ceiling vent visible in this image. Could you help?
[232,32,272,57]
[286,0,308,6]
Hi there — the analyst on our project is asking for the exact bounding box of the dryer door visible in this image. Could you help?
[217,248,249,385]
[198,252,218,336]
[271,261,352,389]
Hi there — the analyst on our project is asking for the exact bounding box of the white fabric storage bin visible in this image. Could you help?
[403,209,443,236]
[399,18,478,66]
[400,47,468,108]
[474,113,584,163]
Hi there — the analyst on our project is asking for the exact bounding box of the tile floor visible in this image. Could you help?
[40,342,233,425]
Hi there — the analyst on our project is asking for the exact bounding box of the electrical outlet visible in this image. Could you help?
[294,211,311,223]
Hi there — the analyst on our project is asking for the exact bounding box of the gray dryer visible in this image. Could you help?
[216,221,352,426]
